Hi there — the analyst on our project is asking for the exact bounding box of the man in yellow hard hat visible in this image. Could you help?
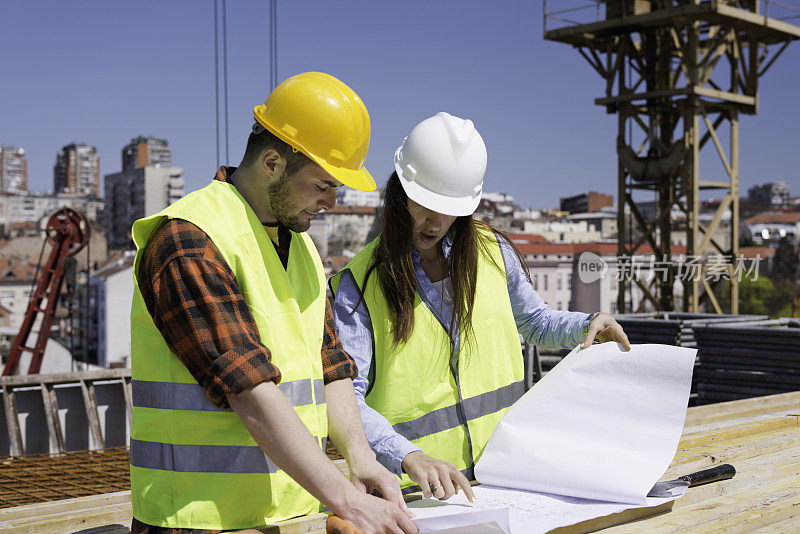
[128,72,417,534]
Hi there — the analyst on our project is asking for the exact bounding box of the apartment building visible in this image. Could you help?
[509,234,687,314]
[122,136,172,171]
[0,145,27,193]
[54,143,100,196]
[87,253,134,367]
[0,192,104,230]
[560,191,613,214]
[104,166,184,249]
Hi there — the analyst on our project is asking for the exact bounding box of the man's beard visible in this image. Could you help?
[268,172,310,232]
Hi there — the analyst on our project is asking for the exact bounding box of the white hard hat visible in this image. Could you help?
[394,112,486,217]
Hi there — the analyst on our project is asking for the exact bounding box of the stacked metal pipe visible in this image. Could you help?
[613,313,772,405]
[693,319,800,404]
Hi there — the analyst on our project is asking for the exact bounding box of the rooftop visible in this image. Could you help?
[745,211,800,225]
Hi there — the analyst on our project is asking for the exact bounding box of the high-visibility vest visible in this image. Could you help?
[330,230,523,487]
[129,179,327,530]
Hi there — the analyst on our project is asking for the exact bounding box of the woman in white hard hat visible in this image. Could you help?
[330,112,630,501]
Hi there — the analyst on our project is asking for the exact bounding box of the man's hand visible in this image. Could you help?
[324,378,416,529]
[349,455,413,519]
[581,312,631,350]
[334,487,418,534]
[401,451,475,502]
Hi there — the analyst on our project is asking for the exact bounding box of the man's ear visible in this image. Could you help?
[260,148,286,181]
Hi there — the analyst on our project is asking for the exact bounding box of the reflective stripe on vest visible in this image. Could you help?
[130,437,328,474]
[392,381,524,441]
[132,378,326,412]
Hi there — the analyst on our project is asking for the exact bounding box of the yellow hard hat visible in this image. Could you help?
[254,72,375,191]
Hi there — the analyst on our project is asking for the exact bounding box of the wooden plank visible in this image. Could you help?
[2,384,24,456]
[48,384,67,454]
[606,476,800,532]
[670,425,800,471]
[80,379,105,449]
[0,368,129,387]
[40,383,66,454]
[750,515,800,533]
[122,376,133,428]
[682,390,800,426]
[682,407,799,434]
[678,414,799,450]
[263,513,328,534]
[549,500,674,534]
[0,491,131,519]
[668,448,800,508]
[0,498,327,534]
[0,503,133,533]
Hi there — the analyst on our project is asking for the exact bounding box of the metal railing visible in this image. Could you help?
[543,1,604,32]
[543,0,800,33]
[1,369,131,457]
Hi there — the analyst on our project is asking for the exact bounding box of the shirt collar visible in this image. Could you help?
[214,166,237,183]
[411,234,453,262]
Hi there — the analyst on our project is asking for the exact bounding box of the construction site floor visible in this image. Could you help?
[1,392,799,532]
[0,447,130,509]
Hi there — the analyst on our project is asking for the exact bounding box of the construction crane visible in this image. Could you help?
[2,208,90,375]
[543,0,800,314]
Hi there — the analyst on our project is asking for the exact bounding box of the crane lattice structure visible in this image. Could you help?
[544,0,800,313]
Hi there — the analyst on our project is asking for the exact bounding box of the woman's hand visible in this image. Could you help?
[401,451,475,502]
[581,312,631,350]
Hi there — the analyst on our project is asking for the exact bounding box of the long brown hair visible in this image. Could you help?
[361,172,531,358]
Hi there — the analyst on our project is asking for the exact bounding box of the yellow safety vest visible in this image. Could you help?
[129,179,327,530]
[330,230,523,487]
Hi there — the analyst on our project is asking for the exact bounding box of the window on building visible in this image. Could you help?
[0,290,14,305]
[557,301,563,310]
[567,273,572,289]
[543,274,549,291]
[557,275,562,290]
[533,273,538,290]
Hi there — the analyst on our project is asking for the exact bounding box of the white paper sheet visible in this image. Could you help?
[409,485,679,534]
[409,343,695,533]
[475,343,696,504]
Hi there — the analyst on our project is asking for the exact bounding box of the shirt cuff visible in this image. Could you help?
[206,342,282,407]
[373,434,422,476]
[581,312,599,342]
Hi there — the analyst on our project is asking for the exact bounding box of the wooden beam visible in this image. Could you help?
[0,368,129,388]
[79,379,104,450]
[2,385,23,456]
[40,383,66,454]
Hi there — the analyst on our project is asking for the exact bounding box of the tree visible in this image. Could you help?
[770,237,800,284]
[737,276,778,316]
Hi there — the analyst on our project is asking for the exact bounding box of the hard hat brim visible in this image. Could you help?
[255,108,376,192]
[396,166,481,217]
[315,158,376,192]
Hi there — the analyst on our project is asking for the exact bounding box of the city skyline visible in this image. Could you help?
[1,1,798,210]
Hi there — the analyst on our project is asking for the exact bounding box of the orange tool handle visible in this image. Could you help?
[326,515,363,534]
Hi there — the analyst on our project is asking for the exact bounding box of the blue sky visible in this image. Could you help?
[2,0,798,209]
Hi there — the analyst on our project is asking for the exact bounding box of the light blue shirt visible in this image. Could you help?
[333,234,591,475]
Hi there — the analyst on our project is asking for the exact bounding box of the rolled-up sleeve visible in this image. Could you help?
[138,219,281,408]
[320,294,359,384]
